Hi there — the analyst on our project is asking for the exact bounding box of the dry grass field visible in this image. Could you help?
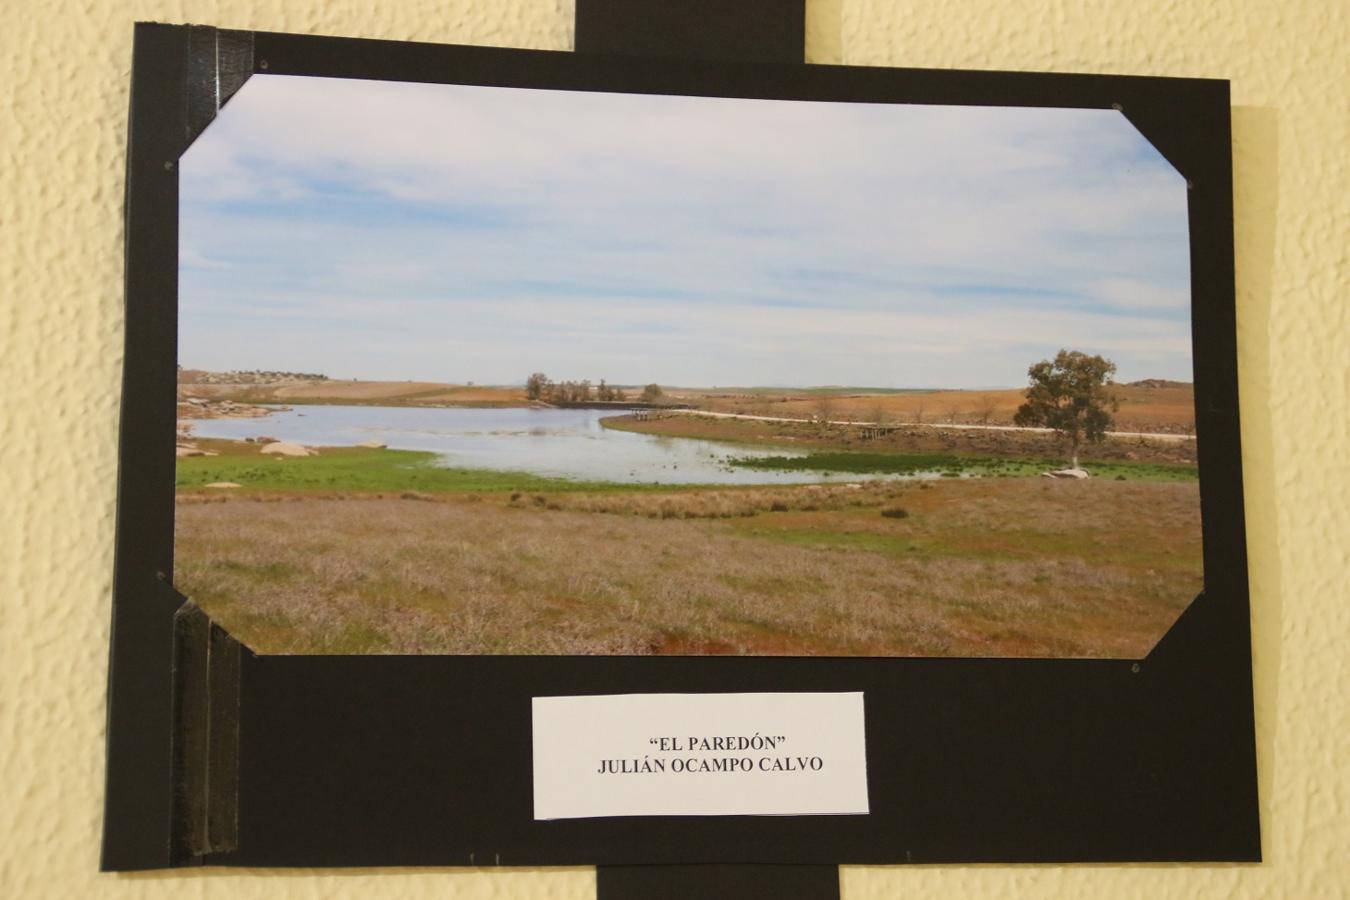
[175,477,1201,658]
[180,378,523,407]
[674,382,1196,434]
[177,376,1195,434]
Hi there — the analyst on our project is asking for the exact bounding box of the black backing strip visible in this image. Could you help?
[576,6,814,895]
[597,864,839,900]
[576,0,805,65]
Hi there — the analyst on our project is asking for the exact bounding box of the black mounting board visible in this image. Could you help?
[104,16,1258,875]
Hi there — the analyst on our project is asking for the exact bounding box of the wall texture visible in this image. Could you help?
[2,0,1345,897]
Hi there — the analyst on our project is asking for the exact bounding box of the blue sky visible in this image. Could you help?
[179,75,1192,388]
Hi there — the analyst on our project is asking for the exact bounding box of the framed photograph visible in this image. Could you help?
[104,16,1258,875]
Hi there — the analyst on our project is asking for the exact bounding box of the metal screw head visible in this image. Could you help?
[259,59,269,70]
[1130,662,1141,674]
[163,160,174,171]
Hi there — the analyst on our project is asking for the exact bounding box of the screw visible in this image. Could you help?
[1130,662,1141,674]
[163,160,174,171]
[259,59,269,70]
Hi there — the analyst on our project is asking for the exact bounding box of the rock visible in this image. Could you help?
[1046,467,1090,479]
[256,435,279,444]
[357,440,387,449]
[260,441,314,457]
[203,482,242,489]
[175,446,204,457]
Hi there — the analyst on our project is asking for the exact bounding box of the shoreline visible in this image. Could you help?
[174,430,1197,497]
[599,411,1198,469]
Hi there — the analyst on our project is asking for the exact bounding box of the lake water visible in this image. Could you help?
[186,405,878,486]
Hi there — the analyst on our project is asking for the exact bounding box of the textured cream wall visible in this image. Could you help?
[2,0,1345,896]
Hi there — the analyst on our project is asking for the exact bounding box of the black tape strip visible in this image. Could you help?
[171,602,242,862]
[185,26,254,149]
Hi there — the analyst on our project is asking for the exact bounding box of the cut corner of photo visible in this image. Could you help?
[168,57,1203,662]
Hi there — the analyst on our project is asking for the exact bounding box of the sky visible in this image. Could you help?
[179,74,1192,388]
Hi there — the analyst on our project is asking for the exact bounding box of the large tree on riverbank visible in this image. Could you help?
[1013,350,1118,469]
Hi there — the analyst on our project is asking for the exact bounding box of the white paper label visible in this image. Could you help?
[531,692,869,819]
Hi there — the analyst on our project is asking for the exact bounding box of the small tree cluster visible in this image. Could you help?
[595,380,627,402]
[553,379,593,402]
[526,373,631,403]
[525,372,550,400]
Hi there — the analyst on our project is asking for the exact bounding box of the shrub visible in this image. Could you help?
[880,506,910,519]
[399,491,435,502]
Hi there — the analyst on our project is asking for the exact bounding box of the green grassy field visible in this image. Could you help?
[177,435,1197,498]
[177,440,674,494]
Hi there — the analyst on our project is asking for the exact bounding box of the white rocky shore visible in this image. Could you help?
[177,395,286,420]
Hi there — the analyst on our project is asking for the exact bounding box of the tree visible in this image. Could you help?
[641,383,664,403]
[815,394,836,428]
[973,395,1000,425]
[1013,350,1118,469]
[525,372,550,401]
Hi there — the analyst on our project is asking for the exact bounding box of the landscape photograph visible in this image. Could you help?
[173,74,1200,658]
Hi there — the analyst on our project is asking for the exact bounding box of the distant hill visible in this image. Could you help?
[1123,379,1192,389]
[179,367,329,385]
